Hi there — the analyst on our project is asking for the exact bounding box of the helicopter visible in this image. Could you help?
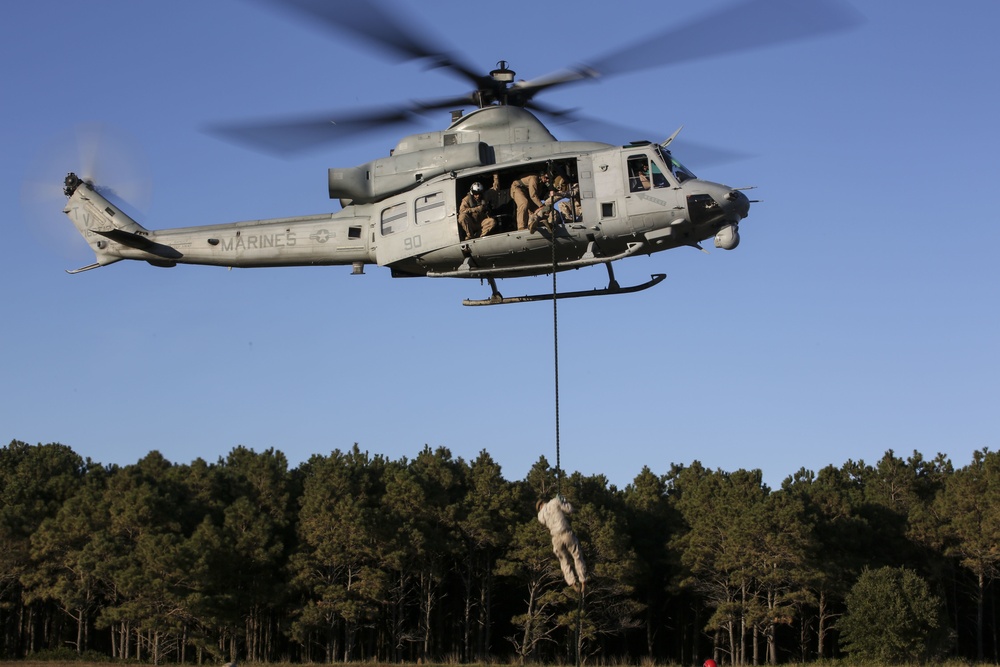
[60,0,860,305]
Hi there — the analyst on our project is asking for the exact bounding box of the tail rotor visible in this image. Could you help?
[21,122,152,260]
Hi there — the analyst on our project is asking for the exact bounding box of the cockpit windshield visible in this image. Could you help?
[655,145,696,183]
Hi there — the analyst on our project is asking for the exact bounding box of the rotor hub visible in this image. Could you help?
[489,61,515,84]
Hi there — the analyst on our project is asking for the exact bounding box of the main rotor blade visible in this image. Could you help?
[516,0,863,97]
[534,109,753,167]
[206,106,421,156]
[247,0,489,90]
[205,94,476,156]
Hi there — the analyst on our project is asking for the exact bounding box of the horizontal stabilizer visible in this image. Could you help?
[94,229,181,259]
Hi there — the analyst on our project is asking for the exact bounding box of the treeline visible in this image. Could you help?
[1,440,998,665]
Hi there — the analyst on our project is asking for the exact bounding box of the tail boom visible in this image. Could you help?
[61,172,374,272]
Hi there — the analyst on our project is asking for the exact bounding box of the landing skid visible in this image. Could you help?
[462,267,666,306]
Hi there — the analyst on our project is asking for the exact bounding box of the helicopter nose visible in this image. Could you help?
[714,188,749,250]
[724,189,750,220]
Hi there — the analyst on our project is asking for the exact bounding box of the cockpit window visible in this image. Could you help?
[656,145,696,183]
[650,161,669,188]
[671,157,696,183]
[627,155,651,192]
[630,153,673,191]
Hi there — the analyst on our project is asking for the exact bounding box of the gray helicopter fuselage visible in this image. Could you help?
[63,106,749,281]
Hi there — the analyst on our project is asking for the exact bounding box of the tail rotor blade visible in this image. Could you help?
[22,123,151,260]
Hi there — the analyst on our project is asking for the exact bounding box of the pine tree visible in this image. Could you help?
[931,448,1000,661]
[838,566,949,662]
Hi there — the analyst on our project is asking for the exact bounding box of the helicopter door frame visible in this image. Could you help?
[374,188,457,267]
[575,155,595,223]
[622,151,678,234]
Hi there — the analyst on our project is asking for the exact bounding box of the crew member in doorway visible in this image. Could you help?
[510,171,552,230]
[536,495,587,592]
[459,182,498,239]
[527,175,571,233]
[552,175,581,223]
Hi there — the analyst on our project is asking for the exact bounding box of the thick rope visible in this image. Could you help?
[552,232,562,494]
[552,226,582,667]
[576,589,584,667]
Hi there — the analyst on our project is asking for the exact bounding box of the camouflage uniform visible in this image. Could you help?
[558,193,582,222]
[510,173,551,230]
[536,496,587,590]
[555,179,581,222]
[458,189,498,239]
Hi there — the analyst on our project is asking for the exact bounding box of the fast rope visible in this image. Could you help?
[552,225,582,667]
[551,230,562,494]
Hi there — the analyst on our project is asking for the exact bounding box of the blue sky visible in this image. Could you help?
[3,0,998,489]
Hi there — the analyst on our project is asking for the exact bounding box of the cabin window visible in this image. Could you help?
[415,191,446,225]
[380,202,407,235]
[601,202,615,218]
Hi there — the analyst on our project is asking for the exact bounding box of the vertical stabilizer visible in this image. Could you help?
[62,172,152,271]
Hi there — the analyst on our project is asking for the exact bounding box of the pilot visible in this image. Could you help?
[632,163,651,191]
[510,171,552,230]
[536,495,587,592]
[458,182,498,240]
